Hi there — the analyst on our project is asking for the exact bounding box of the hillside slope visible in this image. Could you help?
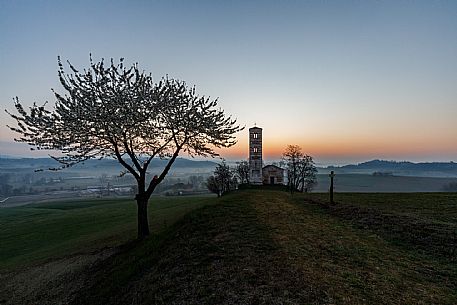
[74,190,456,305]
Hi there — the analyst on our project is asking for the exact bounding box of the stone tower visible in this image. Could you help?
[249,126,263,185]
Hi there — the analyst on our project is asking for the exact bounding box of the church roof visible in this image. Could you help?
[263,164,284,171]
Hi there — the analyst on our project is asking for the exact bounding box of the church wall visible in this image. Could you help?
[262,165,284,185]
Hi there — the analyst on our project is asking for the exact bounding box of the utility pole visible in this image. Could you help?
[329,171,335,204]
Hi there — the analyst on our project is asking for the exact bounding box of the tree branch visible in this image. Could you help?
[112,140,140,180]
[145,144,183,197]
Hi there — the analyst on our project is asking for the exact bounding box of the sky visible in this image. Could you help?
[0,0,456,165]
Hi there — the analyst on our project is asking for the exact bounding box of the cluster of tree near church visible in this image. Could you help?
[206,144,318,197]
[6,56,317,239]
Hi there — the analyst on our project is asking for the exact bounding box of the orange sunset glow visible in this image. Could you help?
[220,125,457,163]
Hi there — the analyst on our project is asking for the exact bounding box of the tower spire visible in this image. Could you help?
[248,125,263,185]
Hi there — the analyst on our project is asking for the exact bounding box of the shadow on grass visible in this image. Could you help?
[72,192,326,305]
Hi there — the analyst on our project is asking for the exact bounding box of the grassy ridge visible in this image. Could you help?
[73,194,284,305]
[1,190,456,304]
[76,190,456,304]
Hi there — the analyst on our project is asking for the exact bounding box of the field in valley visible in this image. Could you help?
[0,190,456,304]
[314,173,457,192]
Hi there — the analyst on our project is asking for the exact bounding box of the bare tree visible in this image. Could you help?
[6,56,242,239]
[282,145,317,193]
[298,155,318,193]
[282,145,301,193]
[235,160,250,184]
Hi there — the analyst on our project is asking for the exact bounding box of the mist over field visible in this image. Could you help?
[0,157,218,207]
[1,157,457,208]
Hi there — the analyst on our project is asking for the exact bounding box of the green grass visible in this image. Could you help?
[315,174,457,192]
[1,190,456,304]
[75,190,457,304]
[302,192,457,258]
[0,195,215,270]
[304,192,457,223]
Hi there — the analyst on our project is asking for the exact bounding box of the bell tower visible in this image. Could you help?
[249,126,263,185]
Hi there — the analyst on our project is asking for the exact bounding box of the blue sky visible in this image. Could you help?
[1,0,456,165]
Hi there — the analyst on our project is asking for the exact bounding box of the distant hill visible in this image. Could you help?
[324,159,457,177]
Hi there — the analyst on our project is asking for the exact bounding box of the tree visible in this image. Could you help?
[282,145,301,193]
[6,56,242,239]
[235,160,250,184]
[282,145,317,193]
[0,174,13,196]
[299,155,318,193]
[206,175,222,197]
[206,160,237,196]
[188,175,200,188]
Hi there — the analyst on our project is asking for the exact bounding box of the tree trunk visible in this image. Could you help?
[136,197,150,239]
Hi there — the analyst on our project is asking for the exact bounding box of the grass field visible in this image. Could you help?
[303,192,457,258]
[314,174,457,192]
[0,195,215,270]
[305,192,457,223]
[1,190,456,304]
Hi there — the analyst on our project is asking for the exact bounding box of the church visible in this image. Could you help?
[249,126,284,185]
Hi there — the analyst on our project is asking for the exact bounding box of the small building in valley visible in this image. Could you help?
[262,165,284,185]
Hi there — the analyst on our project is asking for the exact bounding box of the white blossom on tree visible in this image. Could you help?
[6,56,242,238]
